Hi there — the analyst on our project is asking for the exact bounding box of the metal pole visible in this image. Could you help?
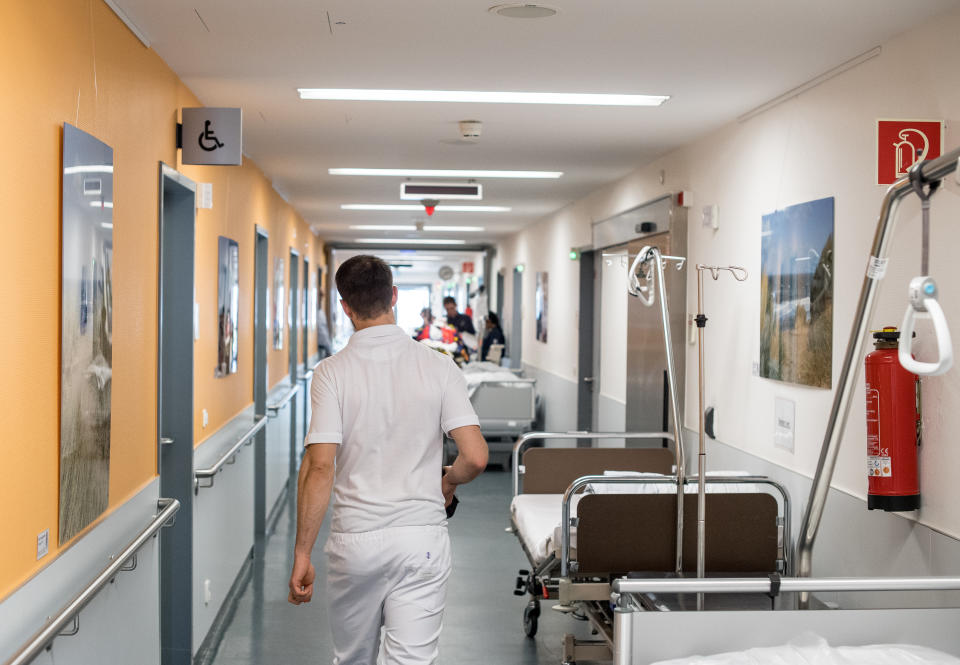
[795,146,960,608]
[614,574,960,596]
[650,248,687,574]
[696,268,707,610]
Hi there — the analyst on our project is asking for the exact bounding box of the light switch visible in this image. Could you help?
[774,397,795,452]
[202,409,209,429]
[37,529,49,560]
[198,183,213,209]
[702,204,719,230]
[203,579,212,605]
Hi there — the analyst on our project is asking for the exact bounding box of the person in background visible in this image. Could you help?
[413,307,435,341]
[480,312,505,362]
[443,296,475,336]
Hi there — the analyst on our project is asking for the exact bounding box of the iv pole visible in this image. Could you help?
[694,263,748,610]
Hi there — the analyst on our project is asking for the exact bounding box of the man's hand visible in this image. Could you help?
[288,554,316,605]
[441,465,457,507]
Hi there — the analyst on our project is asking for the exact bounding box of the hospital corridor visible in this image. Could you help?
[4,1,960,665]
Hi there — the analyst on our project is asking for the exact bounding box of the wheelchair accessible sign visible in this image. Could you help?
[181,107,242,166]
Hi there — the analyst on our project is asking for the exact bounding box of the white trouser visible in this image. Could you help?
[324,524,451,665]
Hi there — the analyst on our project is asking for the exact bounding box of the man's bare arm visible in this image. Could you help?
[289,442,336,605]
[442,425,488,504]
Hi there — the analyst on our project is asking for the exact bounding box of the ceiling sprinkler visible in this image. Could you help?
[421,198,440,216]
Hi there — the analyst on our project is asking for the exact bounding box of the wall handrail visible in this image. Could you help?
[194,416,268,491]
[297,370,314,383]
[3,499,180,665]
[796,147,960,603]
[511,431,675,497]
[613,574,960,598]
[266,384,299,416]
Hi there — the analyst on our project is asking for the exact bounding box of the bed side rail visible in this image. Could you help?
[561,475,791,578]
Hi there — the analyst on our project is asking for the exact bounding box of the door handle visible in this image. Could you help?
[160,437,174,446]
[583,377,595,383]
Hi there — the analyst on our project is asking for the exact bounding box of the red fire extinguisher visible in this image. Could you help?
[865,327,921,511]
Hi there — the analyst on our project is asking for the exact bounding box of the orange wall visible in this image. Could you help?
[0,0,323,598]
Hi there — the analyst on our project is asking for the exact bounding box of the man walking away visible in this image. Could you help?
[288,255,489,665]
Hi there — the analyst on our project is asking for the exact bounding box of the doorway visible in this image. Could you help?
[510,267,523,369]
[157,163,196,665]
[253,226,269,537]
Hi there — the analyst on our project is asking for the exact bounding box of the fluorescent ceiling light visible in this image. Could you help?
[299,88,669,107]
[342,204,509,213]
[90,201,114,208]
[356,238,467,245]
[349,225,417,231]
[422,225,485,232]
[330,168,562,179]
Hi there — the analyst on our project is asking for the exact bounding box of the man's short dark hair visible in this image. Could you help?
[442,296,457,307]
[335,255,394,320]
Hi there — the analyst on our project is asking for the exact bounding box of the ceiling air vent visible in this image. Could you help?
[400,182,483,201]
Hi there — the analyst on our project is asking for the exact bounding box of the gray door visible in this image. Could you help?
[253,227,269,537]
[288,250,300,476]
[510,268,523,369]
[577,251,596,431]
[157,164,196,665]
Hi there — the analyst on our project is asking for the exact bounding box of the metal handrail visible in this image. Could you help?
[297,370,313,383]
[194,416,267,491]
[4,499,180,665]
[613,574,960,598]
[560,475,790,578]
[796,147,960,604]
[511,431,676,497]
[266,384,299,416]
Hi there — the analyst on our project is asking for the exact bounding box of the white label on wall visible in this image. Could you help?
[774,397,795,452]
[198,183,213,209]
[37,529,49,560]
[866,256,889,280]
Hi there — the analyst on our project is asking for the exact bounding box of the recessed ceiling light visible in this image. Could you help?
[489,4,558,19]
[299,89,669,107]
[341,204,510,213]
[329,168,562,179]
[349,225,418,231]
[356,238,467,245]
[422,226,485,232]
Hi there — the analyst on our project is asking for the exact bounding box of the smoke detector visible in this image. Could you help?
[459,120,482,141]
[489,4,558,19]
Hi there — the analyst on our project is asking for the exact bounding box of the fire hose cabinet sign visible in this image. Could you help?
[181,107,243,166]
[876,119,944,185]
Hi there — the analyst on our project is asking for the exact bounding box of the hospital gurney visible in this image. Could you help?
[508,432,790,664]
[446,363,539,464]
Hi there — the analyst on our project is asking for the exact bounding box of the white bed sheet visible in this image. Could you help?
[650,635,960,665]
[510,493,579,566]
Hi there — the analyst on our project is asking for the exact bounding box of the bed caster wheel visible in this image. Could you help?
[523,600,540,637]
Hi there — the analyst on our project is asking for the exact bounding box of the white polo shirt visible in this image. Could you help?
[306,324,480,533]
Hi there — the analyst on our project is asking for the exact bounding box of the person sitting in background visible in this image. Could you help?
[481,312,505,362]
[443,296,475,336]
[413,308,436,341]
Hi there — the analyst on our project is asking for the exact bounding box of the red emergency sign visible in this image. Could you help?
[462,262,474,273]
[876,119,944,185]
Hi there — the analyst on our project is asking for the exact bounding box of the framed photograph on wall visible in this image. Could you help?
[536,271,548,343]
[273,257,285,350]
[760,197,835,388]
[59,124,114,544]
[216,236,239,377]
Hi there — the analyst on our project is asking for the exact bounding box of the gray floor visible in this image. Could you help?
[210,467,593,665]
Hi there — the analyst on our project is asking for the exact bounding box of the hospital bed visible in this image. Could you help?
[446,362,538,464]
[508,431,791,664]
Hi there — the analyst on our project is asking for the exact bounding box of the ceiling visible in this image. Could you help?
[114,0,958,245]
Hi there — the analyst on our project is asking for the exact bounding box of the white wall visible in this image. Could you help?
[496,7,960,539]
